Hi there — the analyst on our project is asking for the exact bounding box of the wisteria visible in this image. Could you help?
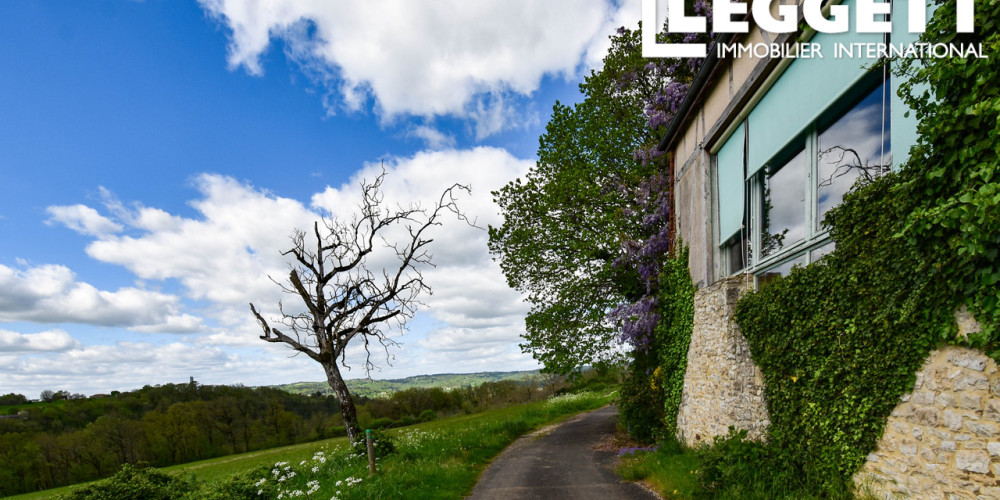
[609,4,713,349]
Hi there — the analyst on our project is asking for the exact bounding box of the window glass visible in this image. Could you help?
[761,149,806,258]
[809,240,835,262]
[816,82,891,230]
[723,235,747,275]
[756,254,807,287]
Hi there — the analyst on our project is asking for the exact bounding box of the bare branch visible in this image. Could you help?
[248,170,471,445]
[249,303,320,362]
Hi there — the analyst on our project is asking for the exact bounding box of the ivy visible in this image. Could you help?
[656,246,695,439]
[735,172,954,492]
[618,246,695,444]
[725,0,1000,493]
[896,0,1000,347]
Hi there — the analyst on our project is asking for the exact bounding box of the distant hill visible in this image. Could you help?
[273,370,543,399]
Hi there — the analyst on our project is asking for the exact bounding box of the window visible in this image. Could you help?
[717,79,890,280]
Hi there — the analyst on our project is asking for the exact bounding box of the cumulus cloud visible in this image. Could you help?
[45,204,123,237]
[0,263,202,332]
[0,329,80,353]
[35,148,534,386]
[85,174,318,306]
[407,125,456,150]
[198,0,635,135]
[0,340,313,397]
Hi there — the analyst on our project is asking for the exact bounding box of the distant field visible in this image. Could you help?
[8,389,613,500]
[276,369,543,398]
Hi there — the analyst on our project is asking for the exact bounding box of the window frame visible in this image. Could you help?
[717,75,890,283]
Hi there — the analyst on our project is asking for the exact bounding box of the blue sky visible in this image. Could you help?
[0,0,641,397]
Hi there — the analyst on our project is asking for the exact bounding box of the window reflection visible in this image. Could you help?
[809,241,836,262]
[757,254,807,287]
[816,82,892,230]
[761,148,806,258]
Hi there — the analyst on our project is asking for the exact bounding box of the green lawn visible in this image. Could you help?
[7,390,614,500]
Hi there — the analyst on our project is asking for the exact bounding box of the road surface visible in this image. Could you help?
[467,405,660,500]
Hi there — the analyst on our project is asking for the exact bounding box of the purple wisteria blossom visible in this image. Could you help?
[608,7,713,350]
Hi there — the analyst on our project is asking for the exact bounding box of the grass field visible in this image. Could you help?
[7,390,614,500]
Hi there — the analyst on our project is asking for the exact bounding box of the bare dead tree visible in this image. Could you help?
[250,171,470,444]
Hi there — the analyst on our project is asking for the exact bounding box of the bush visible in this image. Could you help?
[198,465,277,500]
[618,350,664,444]
[368,417,395,429]
[352,428,396,459]
[67,464,197,500]
[418,409,437,422]
[396,415,419,427]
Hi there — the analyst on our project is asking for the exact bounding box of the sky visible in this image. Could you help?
[0,0,643,398]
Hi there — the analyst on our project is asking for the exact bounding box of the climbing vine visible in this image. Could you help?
[721,0,1000,493]
[655,247,695,440]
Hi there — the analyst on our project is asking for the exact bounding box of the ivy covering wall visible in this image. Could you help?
[717,0,1000,494]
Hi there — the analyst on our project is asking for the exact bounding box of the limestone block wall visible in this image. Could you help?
[854,346,1000,499]
[675,276,770,446]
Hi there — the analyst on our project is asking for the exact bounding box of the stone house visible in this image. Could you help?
[656,0,1000,496]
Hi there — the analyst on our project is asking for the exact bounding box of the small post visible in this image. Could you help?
[366,429,375,476]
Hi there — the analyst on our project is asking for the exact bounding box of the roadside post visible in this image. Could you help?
[366,429,375,476]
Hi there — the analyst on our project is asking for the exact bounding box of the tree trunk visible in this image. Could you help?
[324,360,362,444]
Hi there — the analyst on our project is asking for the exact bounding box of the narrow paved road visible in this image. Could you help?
[467,405,660,500]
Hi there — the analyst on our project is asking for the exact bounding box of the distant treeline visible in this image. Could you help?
[0,378,563,496]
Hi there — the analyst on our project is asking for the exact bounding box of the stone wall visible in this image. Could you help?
[854,346,1000,499]
[675,276,770,446]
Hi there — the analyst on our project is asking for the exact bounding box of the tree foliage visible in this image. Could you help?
[488,26,667,374]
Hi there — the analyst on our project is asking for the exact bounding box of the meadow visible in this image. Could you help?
[7,390,613,500]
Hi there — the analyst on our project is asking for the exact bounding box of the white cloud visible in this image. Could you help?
[0,329,80,353]
[45,204,123,237]
[0,341,304,397]
[0,263,201,332]
[16,147,540,395]
[198,0,634,136]
[407,125,456,150]
[85,174,318,306]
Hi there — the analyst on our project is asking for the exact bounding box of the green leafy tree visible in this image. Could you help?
[488,26,664,374]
